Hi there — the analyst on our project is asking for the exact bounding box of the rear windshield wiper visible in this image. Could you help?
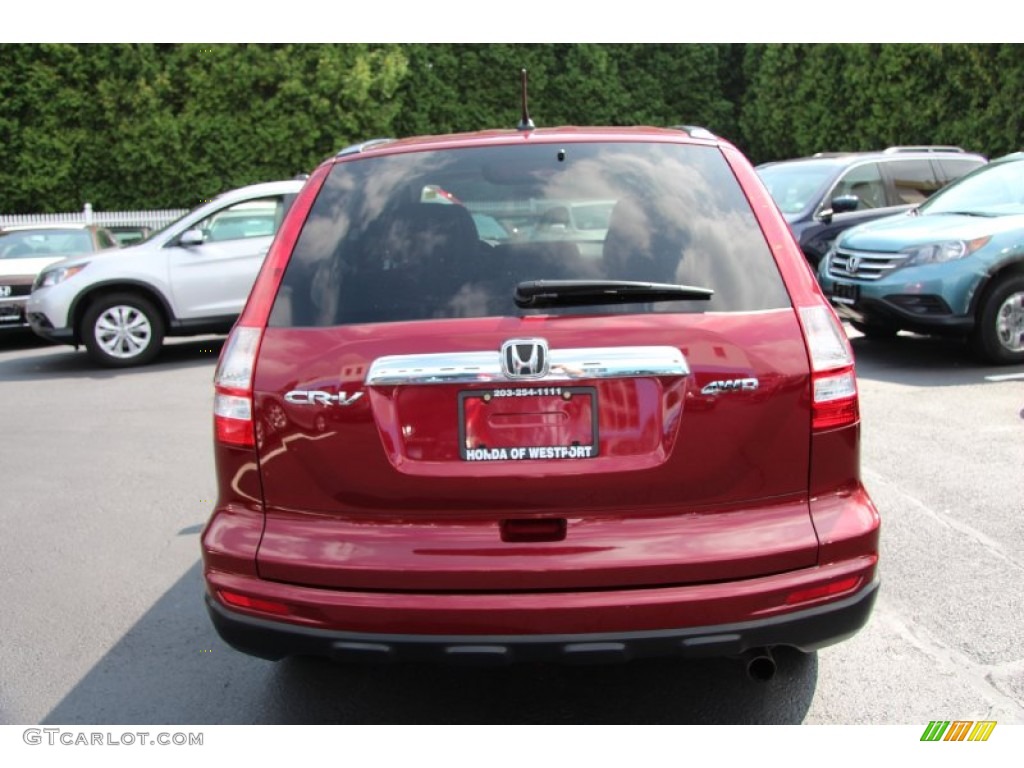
[514,279,714,308]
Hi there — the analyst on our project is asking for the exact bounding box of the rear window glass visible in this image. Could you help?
[269,142,789,327]
[0,229,94,259]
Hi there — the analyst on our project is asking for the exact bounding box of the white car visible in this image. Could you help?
[1,225,119,330]
[27,180,304,366]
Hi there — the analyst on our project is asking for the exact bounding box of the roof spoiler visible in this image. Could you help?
[337,138,396,157]
[672,125,718,140]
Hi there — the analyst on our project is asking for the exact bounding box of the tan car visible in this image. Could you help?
[0,225,118,330]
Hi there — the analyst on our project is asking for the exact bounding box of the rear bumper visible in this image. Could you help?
[204,573,879,664]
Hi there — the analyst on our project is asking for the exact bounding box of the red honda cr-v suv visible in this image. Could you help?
[202,125,879,673]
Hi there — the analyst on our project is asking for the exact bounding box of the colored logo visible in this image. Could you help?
[920,720,997,742]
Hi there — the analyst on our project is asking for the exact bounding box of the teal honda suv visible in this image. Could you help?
[819,153,1024,365]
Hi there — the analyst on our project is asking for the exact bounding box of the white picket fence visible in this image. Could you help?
[0,203,189,230]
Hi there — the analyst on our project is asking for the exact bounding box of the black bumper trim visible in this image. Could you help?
[205,579,879,664]
[26,313,75,343]
[167,314,236,337]
[831,296,973,335]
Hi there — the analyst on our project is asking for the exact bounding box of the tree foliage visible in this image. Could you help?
[0,43,408,211]
[0,43,1020,213]
[740,43,1019,163]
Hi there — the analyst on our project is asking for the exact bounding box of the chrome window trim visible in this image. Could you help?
[366,346,690,386]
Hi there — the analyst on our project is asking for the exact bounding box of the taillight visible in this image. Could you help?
[214,326,262,447]
[213,162,332,448]
[798,304,859,431]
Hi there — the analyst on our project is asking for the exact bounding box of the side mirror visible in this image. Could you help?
[179,229,205,247]
[830,195,860,214]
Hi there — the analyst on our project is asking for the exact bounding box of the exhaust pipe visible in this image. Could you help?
[742,647,777,682]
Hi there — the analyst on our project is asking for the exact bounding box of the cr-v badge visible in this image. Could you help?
[284,390,364,406]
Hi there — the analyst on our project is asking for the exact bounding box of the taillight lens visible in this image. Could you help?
[212,162,331,448]
[798,304,859,431]
[811,369,859,429]
[214,326,263,447]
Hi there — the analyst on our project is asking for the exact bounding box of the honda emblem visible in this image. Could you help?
[501,339,549,379]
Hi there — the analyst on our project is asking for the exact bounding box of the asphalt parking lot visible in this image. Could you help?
[1,329,1022,725]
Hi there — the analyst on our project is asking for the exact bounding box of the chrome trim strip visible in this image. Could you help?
[366,346,690,386]
[828,246,908,282]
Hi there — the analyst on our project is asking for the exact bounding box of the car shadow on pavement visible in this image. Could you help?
[270,645,817,725]
[0,329,51,350]
[0,337,224,381]
[848,331,1024,387]
[42,561,817,725]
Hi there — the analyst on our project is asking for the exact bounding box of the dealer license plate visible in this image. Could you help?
[458,386,599,462]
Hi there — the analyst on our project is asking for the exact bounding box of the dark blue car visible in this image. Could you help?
[757,147,985,268]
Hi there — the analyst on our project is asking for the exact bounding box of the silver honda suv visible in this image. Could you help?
[26,179,304,366]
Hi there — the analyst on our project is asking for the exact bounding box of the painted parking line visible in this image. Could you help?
[984,372,1024,382]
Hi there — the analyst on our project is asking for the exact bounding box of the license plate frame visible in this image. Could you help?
[458,386,599,462]
[0,304,22,321]
[831,281,860,305]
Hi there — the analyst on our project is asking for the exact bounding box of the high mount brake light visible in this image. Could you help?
[798,304,859,431]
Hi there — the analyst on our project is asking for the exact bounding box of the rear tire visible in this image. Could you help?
[971,274,1024,365]
[850,320,900,340]
[82,293,165,367]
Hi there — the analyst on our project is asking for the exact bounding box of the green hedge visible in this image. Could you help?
[0,43,1018,213]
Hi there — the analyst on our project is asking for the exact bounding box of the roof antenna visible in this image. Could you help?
[517,68,534,131]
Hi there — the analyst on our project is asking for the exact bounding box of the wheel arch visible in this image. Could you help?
[70,281,175,345]
[969,255,1024,319]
